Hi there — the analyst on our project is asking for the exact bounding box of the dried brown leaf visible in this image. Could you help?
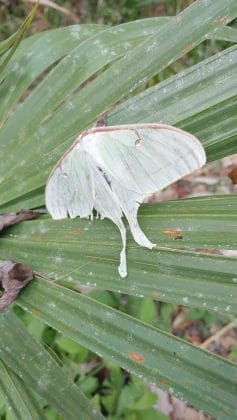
[0,260,33,310]
[0,210,42,232]
[228,166,237,184]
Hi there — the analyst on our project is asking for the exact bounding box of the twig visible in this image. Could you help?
[200,320,237,349]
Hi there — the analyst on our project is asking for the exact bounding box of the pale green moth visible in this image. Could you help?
[45,122,206,277]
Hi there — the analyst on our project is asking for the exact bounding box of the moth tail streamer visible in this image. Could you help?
[117,219,127,278]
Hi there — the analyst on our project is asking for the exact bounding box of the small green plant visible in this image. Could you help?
[0,0,237,418]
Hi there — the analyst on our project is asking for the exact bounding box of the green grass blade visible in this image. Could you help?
[0,310,103,420]
[110,43,237,126]
[0,1,40,78]
[180,95,237,161]
[0,32,18,55]
[0,18,168,177]
[0,24,104,125]
[16,279,237,419]
[109,44,237,160]
[211,25,237,42]
[0,360,45,420]
[0,196,236,314]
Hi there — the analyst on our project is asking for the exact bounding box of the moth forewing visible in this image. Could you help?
[46,146,95,219]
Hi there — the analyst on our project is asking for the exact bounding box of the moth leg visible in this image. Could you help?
[94,112,107,128]
[133,129,143,147]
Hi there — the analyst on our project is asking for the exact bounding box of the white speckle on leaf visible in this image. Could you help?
[69,26,82,40]
[38,375,50,390]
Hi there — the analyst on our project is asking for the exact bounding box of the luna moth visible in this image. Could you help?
[45,121,206,278]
